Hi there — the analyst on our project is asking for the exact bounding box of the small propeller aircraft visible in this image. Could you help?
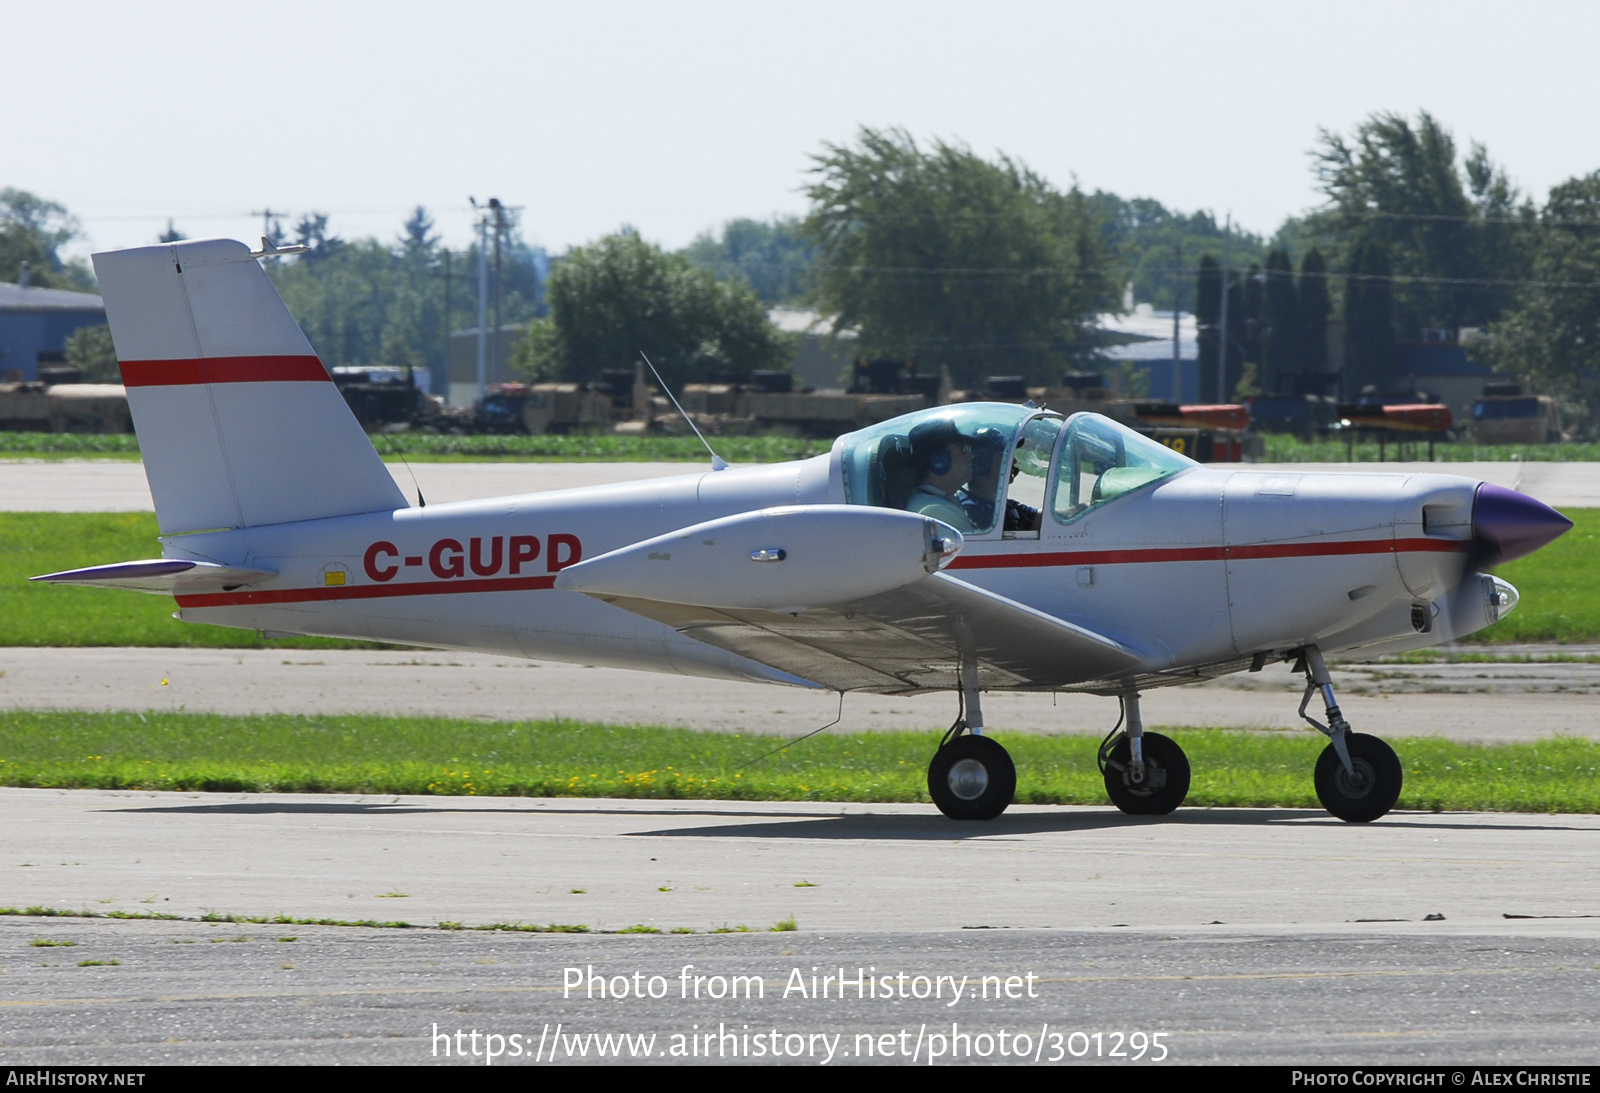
[36,239,1574,823]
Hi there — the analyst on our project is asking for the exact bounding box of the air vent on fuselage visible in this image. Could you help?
[1422,501,1472,539]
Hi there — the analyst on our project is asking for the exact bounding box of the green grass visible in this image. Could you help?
[1468,508,1600,643]
[11,429,1600,464]
[6,510,1595,648]
[1259,434,1600,463]
[0,431,831,464]
[0,512,382,649]
[1,711,1596,813]
[0,434,143,458]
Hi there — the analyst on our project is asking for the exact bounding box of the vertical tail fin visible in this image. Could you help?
[93,239,406,534]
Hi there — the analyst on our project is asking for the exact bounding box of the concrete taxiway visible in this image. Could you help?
[2,457,1598,512]
[2,790,1598,1064]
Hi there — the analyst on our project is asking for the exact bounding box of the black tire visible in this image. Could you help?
[928,735,1016,821]
[1103,731,1190,816]
[1314,733,1403,822]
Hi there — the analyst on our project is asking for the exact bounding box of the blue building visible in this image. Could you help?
[1096,306,1199,403]
[0,280,106,381]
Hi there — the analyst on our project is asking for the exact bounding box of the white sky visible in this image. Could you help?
[12,0,1599,262]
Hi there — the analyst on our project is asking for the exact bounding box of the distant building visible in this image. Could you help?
[1095,305,1198,402]
[768,307,855,390]
[0,281,106,381]
[1392,333,1497,423]
[446,326,526,407]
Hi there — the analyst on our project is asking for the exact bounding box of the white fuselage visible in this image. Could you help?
[165,450,1484,692]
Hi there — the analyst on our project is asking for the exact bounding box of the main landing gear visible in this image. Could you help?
[1295,646,1403,822]
[1099,691,1191,815]
[927,659,1016,820]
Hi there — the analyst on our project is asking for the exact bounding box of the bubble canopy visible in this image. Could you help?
[835,404,1196,530]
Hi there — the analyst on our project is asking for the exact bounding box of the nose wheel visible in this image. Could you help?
[1295,645,1404,822]
[928,734,1016,821]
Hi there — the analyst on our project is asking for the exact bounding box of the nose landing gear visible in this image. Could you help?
[1296,646,1403,822]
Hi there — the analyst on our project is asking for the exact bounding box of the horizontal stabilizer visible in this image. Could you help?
[31,559,277,596]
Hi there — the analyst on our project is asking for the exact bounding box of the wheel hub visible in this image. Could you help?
[947,758,989,801]
[1334,758,1376,799]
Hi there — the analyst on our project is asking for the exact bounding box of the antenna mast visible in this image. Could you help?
[639,352,727,471]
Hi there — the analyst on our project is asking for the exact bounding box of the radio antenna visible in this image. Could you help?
[639,351,728,471]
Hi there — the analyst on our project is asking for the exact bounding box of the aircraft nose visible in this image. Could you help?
[1473,482,1573,566]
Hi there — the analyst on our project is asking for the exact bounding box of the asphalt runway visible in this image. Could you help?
[3,458,1598,511]
[2,790,1598,1064]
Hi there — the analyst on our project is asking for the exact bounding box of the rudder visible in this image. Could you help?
[93,238,406,534]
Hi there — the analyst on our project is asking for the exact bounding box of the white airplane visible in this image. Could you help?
[36,239,1574,824]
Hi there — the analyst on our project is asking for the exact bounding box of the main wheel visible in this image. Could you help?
[928,735,1016,821]
[1314,733,1402,822]
[1102,731,1190,816]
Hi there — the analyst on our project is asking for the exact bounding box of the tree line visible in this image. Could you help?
[8,110,1600,428]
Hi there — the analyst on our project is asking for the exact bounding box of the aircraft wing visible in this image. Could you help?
[590,572,1148,694]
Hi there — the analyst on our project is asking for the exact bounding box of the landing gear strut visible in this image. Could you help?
[1296,646,1403,822]
[1099,691,1190,815]
[927,658,1015,821]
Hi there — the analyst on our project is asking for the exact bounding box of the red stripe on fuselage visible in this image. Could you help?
[947,537,1466,570]
[120,356,330,387]
[174,537,1466,609]
[175,574,557,609]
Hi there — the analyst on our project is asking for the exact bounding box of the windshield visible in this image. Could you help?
[1050,413,1196,524]
[837,404,1041,535]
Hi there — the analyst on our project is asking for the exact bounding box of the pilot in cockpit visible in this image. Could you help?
[956,428,1043,533]
[904,419,980,534]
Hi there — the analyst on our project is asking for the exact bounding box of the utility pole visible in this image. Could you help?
[441,248,451,399]
[1217,214,1232,403]
[490,198,504,385]
[250,207,286,245]
[469,198,489,405]
[1172,241,1183,404]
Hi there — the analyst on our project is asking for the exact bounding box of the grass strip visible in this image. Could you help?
[4,509,1595,647]
[0,431,832,464]
[2,711,1596,813]
[10,429,1600,464]
[0,512,381,649]
[0,906,802,934]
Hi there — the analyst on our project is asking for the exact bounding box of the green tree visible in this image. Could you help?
[803,128,1120,387]
[1090,193,1267,310]
[0,189,94,289]
[1312,111,1532,337]
[1261,248,1299,388]
[1195,255,1222,400]
[63,324,119,383]
[1476,172,1600,431]
[264,208,544,388]
[1297,248,1331,378]
[516,232,792,388]
[682,216,817,305]
[1344,242,1396,395]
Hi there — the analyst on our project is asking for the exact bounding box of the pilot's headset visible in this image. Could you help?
[909,419,963,476]
[969,427,1009,478]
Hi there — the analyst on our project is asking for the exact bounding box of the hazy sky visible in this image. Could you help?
[11,0,1598,261]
